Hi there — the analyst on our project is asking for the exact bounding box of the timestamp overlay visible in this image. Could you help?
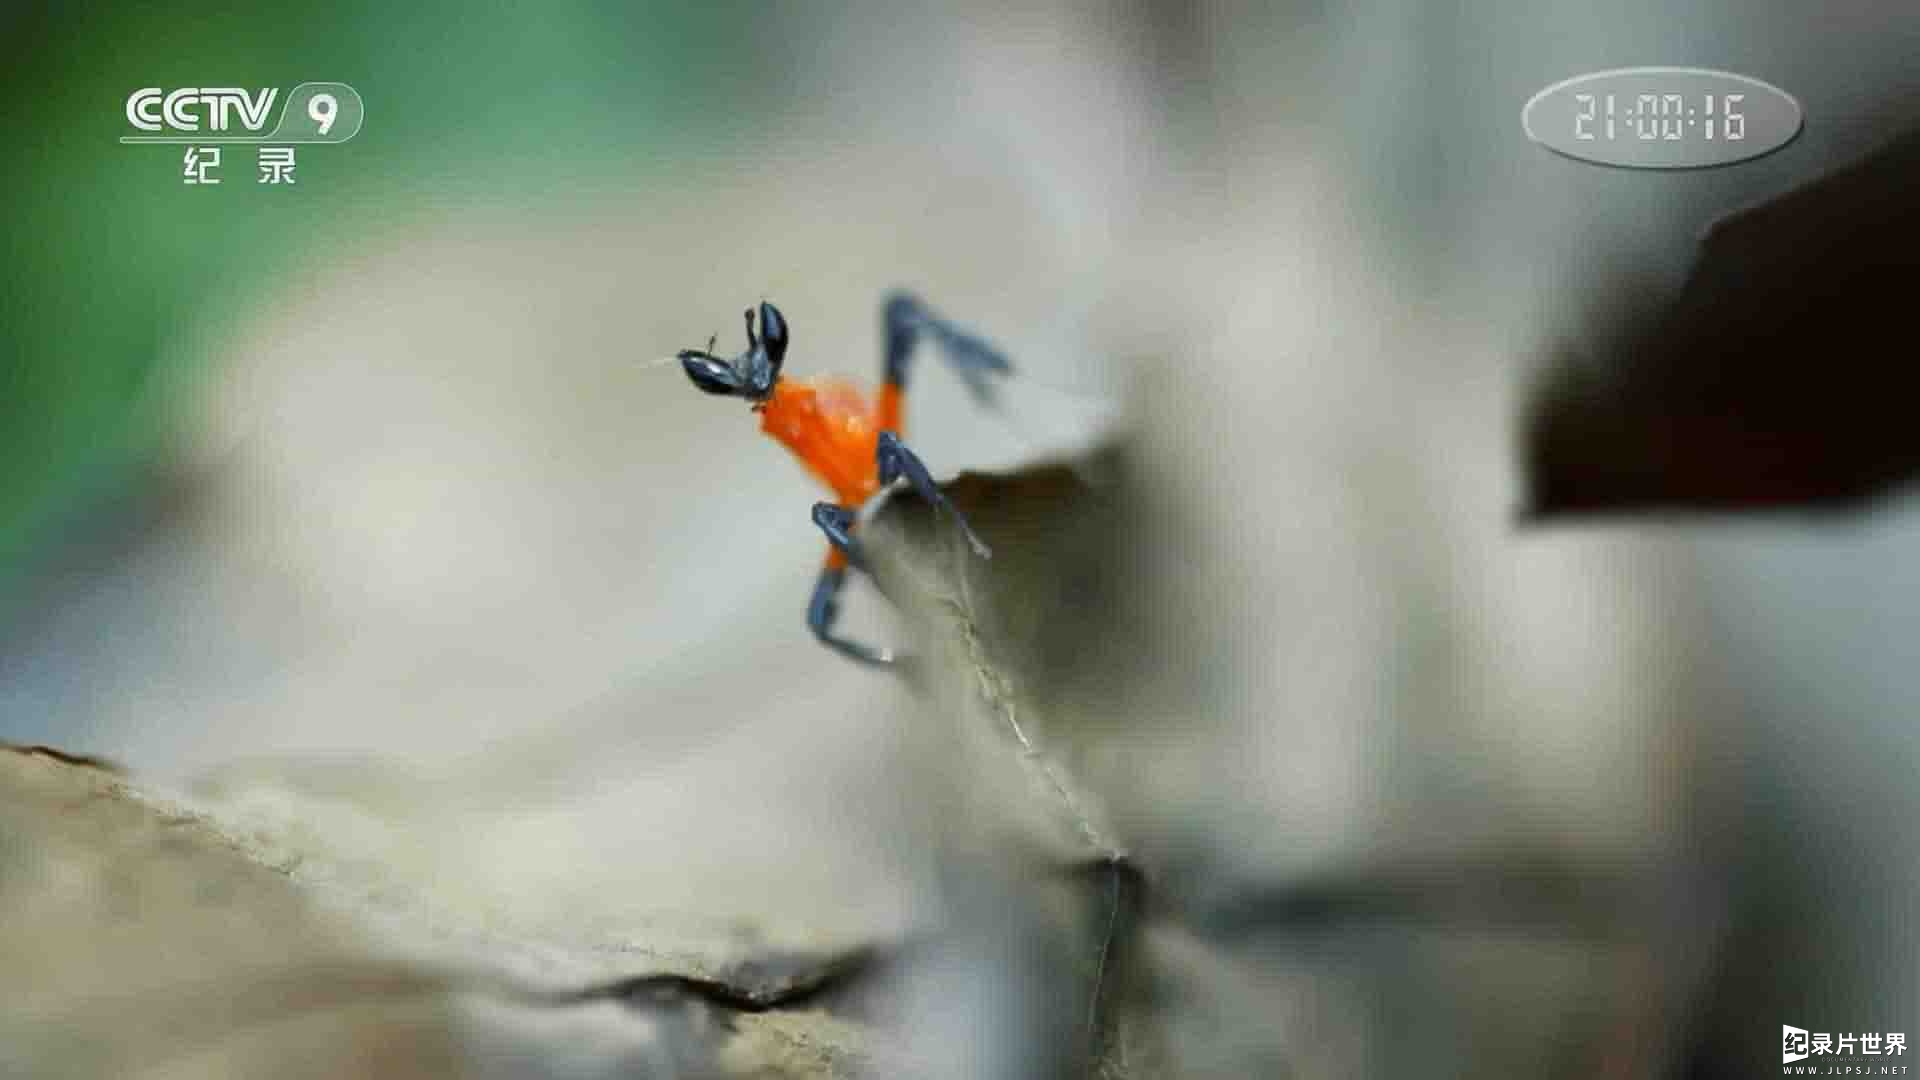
[1522,67,1801,168]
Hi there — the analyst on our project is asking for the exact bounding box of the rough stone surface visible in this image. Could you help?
[0,452,1147,1078]
[0,743,878,1078]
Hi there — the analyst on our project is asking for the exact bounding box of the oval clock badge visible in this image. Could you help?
[1523,67,1802,168]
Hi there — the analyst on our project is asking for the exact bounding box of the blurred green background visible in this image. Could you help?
[2,3,765,605]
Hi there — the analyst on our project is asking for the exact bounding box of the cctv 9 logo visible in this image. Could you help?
[122,82,363,143]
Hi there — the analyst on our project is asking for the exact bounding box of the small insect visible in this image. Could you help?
[674,292,1012,665]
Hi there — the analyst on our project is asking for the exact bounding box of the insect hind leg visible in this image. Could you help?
[882,291,1013,409]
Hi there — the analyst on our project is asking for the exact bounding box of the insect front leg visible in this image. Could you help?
[806,503,894,666]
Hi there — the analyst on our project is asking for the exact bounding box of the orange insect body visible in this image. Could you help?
[757,376,904,506]
[674,297,1002,663]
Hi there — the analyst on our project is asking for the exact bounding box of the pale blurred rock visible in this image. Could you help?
[0,744,878,1078]
[0,744,460,1077]
[858,446,1699,1077]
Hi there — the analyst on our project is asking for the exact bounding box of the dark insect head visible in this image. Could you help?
[677,301,789,402]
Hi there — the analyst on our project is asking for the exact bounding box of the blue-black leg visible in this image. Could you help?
[882,291,1013,405]
[877,431,992,559]
[806,562,894,667]
[810,502,868,571]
